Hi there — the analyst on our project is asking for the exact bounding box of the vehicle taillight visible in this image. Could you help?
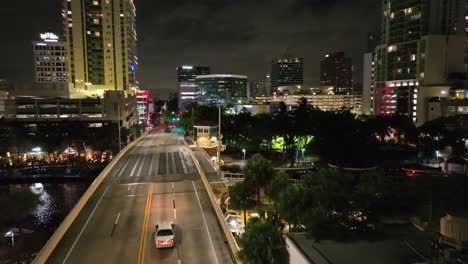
[169,239,174,244]
[156,240,161,245]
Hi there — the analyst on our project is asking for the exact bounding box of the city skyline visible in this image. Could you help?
[0,0,380,97]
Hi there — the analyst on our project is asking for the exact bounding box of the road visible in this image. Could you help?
[46,130,233,264]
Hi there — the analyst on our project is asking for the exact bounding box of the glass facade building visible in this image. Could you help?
[270,55,304,93]
[196,74,248,105]
[320,51,353,94]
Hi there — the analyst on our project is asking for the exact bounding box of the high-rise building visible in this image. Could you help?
[270,53,304,93]
[374,0,466,125]
[32,32,68,84]
[177,65,210,82]
[196,74,248,105]
[362,52,376,115]
[320,51,353,95]
[176,65,210,109]
[63,0,137,96]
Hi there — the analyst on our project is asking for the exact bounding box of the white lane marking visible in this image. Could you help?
[128,185,131,191]
[192,181,219,264]
[404,240,429,262]
[171,152,177,173]
[129,156,140,177]
[136,155,144,177]
[165,152,170,175]
[148,153,154,176]
[174,208,177,219]
[154,152,160,177]
[171,182,174,191]
[116,156,131,177]
[179,152,188,173]
[115,212,121,225]
[62,185,110,264]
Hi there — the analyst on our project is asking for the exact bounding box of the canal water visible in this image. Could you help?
[0,182,91,263]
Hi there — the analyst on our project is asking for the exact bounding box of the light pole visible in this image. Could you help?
[301,148,305,166]
[118,104,122,153]
[217,105,221,178]
[435,151,440,167]
[242,149,246,160]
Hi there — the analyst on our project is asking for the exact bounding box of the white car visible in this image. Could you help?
[154,222,175,248]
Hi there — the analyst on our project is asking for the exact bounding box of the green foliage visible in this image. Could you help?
[243,154,275,205]
[238,216,289,264]
[229,181,256,224]
[0,191,41,228]
[266,172,291,203]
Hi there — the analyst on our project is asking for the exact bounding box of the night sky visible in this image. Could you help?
[0,0,380,98]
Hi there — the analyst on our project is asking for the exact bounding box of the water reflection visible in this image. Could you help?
[30,183,55,227]
[8,182,90,230]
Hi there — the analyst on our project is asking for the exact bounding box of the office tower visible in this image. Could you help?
[253,81,267,97]
[63,0,137,96]
[196,74,248,105]
[176,65,210,109]
[136,90,150,125]
[362,52,376,115]
[320,51,353,94]
[177,65,210,82]
[374,0,465,125]
[270,53,304,93]
[32,32,68,84]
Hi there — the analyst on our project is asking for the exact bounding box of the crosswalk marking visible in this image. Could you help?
[179,152,188,173]
[171,152,177,174]
[116,156,131,177]
[136,155,144,177]
[130,156,140,177]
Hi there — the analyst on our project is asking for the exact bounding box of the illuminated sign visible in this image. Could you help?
[182,66,193,70]
[40,32,59,42]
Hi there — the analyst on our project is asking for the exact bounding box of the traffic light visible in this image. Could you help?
[171,111,175,115]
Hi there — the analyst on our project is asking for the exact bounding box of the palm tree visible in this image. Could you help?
[243,154,275,205]
[229,181,255,225]
[238,214,289,264]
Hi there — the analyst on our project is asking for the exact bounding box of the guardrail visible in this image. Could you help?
[33,137,142,264]
[183,140,242,264]
[223,172,245,182]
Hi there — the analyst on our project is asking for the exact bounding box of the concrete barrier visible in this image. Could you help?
[183,140,242,264]
[33,137,142,264]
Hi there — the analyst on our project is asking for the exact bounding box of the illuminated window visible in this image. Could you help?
[87,30,91,34]
[419,72,425,78]
[93,0,99,5]
[67,11,72,15]
[410,54,416,61]
[388,45,397,52]
[93,18,99,24]
[95,31,100,36]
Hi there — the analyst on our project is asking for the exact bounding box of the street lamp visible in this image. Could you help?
[435,151,440,167]
[242,149,246,160]
[301,148,305,166]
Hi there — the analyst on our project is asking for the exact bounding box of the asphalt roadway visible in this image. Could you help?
[46,130,233,264]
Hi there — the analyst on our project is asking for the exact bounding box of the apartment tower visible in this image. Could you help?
[63,0,137,97]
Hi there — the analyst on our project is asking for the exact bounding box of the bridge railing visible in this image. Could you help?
[183,140,241,264]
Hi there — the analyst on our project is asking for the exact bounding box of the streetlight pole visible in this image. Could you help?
[217,105,221,179]
[435,151,439,168]
[118,104,122,153]
[301,148,305,166]
[242,149,246,160]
